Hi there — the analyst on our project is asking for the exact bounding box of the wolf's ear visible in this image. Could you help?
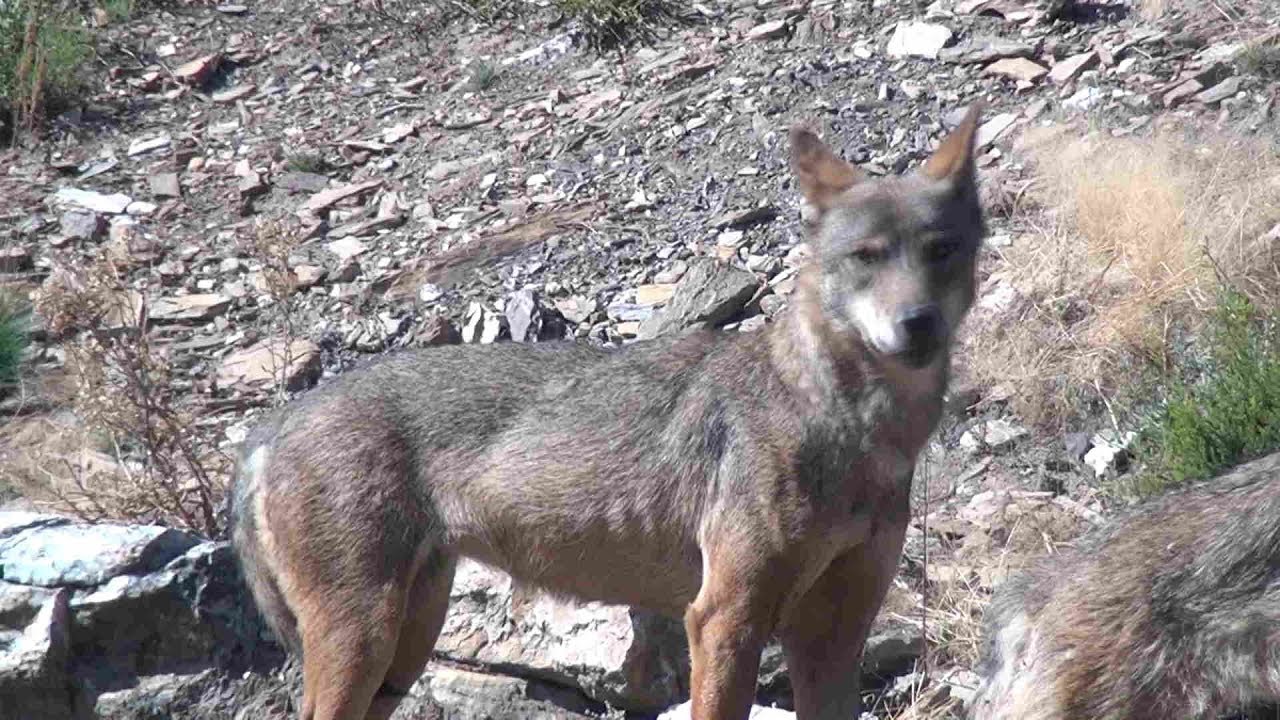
[790,126,862,213]
[922,102,983,187]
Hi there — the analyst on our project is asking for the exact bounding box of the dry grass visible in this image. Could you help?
[966,124,1280,428]
[15,253,231,536]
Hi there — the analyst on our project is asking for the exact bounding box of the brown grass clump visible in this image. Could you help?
[966,124,1280,428]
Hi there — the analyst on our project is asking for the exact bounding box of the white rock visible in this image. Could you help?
[54,187,133,215]
[886,21,953,59]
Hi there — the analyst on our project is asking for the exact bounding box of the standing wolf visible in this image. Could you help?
[230,104,986,720]
[973,451,1280,720]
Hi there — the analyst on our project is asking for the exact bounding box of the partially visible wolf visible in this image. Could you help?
[973,451,1280,720]
[230,104,987,720]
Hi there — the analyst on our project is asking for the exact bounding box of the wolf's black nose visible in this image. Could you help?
[897,305,941,338]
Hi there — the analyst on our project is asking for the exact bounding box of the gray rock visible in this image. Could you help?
[0,582,55,630]
[54,187,133,214]
[406,663,599,720]
[149,172,182,199]
[61,208,107,241]
[69,542,282,702]
[1195,76,1242,105]
[435,560,688,713]
[506,289,543,343]
[278,171,331,194]
[0,588,72,720]
[938,37,1034,64]
[0,521,199,588]
[149,294,233,323]
[637,258,758,340]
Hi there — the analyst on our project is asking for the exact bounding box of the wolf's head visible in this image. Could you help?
[790,105,985,369]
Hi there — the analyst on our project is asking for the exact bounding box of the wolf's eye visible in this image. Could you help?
[926,239,962,263]
[850,247,884,264]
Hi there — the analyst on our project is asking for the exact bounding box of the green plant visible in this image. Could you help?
[555,0,671,47]
[285,151,330,173]
[0,0,90,136]
[1131,289,1280,495]
[1237,41,1280,80]
[0,295,28,390]
[465,59,499,91]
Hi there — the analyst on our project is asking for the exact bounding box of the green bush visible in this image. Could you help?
[555,0,671,46]
[0,300,28,391]
[0,0,90,132]
[1133,289,1280,494]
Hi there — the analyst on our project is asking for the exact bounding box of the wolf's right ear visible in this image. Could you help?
[790,126,861,215]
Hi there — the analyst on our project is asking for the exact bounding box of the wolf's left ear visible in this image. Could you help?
[790,125,862,214]
[922,102,983,188]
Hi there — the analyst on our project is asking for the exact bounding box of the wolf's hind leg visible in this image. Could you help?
[365,549,458,720]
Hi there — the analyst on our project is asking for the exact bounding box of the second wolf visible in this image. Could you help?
[973,451,1280,720]
[230,105,987,720]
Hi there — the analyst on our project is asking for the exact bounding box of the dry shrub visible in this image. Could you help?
[23,254,229,536]
[967,124,1280,428]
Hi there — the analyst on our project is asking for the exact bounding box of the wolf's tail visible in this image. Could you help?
[229,430,302,654]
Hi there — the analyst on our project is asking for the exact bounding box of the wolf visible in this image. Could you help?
[972,451,1280,720]
[229,104,986,720]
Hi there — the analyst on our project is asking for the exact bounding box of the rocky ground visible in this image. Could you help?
[2,0,1279,717]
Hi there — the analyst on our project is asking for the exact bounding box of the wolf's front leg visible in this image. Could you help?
[780,520,911,720]
[684,539,788,720]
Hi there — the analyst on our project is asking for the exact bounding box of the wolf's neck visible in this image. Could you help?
[766,274,948,435]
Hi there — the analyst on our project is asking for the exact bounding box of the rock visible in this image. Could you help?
[637,258,758,340]
[606,302,655,323]
[435,560,688,713]
[278,171,330,194]
[745,19,788,42]
[886,21,954,59]
[461,303,504,344]
[173,53,221,86]
[0,589,72,720]
[216,338,321,391]
[1064,432,1092,462]
[975,113,1018,148]
[1195,76,1241,105]
[983,57,1048,83]
[54,187,132,215]
[408,664,599,719]
[126,135,170,157]
[938,37,1034,64]
[0,523,198,588]
[326,236,367,262]
[711,205,777,230]
[211,84,256,104]
[1047,50,1098,84]
[149,294,232,323]
[1063,85,1105,111]
[0,247,33,273]
[237,170,269,198]
[635,284,677,306]
[417,314,461,346]
[960,418,1029,453]
[293,264,326,289]
[68,541,282,704]
[505,289,543,343]
[58,207,106,240]
[1083,430,1136,478]
[301,179,384,214]
[148,172,181,198]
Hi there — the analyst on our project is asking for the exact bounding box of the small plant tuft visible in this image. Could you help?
[465,59,499,92]
[555,0,672,47]
[1130,289,1280,497]
[0,293,29,391]
[285,151,330,173]
[1237,41,1280,80]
